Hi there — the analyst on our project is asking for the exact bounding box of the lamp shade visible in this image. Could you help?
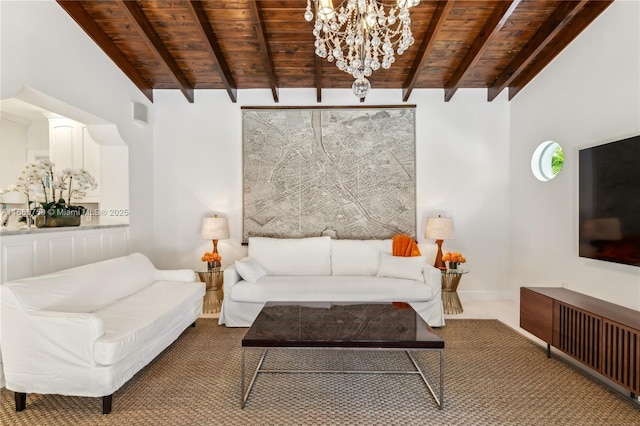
[424,217,455,240]
[200,216,229,240]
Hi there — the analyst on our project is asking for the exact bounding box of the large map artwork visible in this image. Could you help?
[242,107,416,242]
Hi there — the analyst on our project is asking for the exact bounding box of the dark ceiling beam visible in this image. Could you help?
[56,1,153,102]
[487,0,590,102]
[444,0,521,102]
[185,1,237,103]
[249,0,279,103]
[315,56,322,103]
[508,1,614,100]
[117,0,194,103]
[402,0,455,102]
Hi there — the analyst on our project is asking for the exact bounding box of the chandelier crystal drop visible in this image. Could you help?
[305,0,419,98]
[352,77,371,99]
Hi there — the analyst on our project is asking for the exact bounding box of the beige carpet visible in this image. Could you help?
[1,319,639,425]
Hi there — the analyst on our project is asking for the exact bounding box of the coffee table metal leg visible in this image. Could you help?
[241,348,245,408]
[406,350,444,410]
[242,348,443,410]
[440,350,444,410]
[241,348,268,408]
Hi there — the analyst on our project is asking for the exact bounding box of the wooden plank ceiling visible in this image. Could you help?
[57,0,612,103]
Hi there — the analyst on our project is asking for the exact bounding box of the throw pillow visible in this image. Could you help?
[376,253,426,282]
[235,257,268,283]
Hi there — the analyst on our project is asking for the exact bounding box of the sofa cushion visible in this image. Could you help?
[92,280,205,365]
[248,236,332,276]
[331,239,392,276]
[235,257,268,282]
[377,253,426,282]
[229,276,432,303]
[7,253,157,313]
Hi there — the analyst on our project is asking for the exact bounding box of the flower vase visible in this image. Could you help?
[207,261,220,271]
[35,214,82,228]
[449,262,458,270]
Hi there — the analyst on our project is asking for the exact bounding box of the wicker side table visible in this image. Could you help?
[441,269,469,315]
[195,269,224,313]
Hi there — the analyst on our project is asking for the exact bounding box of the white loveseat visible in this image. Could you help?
[0,252,205,414]
[219,236,444,327]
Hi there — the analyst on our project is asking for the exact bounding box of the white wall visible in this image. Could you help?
[27,120,49,152]
[0,114,28,189]
[153,88,511,298]
[0,0,154,255]
[509,1,640,309]
[7,0,633,308]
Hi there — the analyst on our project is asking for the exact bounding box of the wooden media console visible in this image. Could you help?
[520,287,640,398]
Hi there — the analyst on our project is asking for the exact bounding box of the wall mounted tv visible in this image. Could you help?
[579,134,640,267]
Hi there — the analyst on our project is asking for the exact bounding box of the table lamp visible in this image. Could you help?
[200,215,230,268]
[424,215,455,270]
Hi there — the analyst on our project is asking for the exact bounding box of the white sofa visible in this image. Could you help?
[219,236,444,327]
[0,252,205,414]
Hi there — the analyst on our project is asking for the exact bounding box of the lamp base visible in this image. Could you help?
[209,239,222,269]
[434,239,446,270]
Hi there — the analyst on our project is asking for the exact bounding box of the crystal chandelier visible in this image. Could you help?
[305,0,420,98]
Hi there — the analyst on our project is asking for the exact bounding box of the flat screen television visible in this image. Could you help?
[579,135,640,267]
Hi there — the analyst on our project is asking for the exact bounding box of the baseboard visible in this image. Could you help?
[457,290,513,300]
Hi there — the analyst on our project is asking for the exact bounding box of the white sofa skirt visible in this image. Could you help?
[219,272,445,328]
[219,297,444,328]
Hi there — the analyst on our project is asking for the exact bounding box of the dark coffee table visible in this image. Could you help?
[241,302,444,409]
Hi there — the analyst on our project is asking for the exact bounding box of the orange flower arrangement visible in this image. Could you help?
[442,251,466,263]
[201,252,221,263]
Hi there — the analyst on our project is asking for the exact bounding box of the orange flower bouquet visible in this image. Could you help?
[201,251,221,269]
[442,251,466,269]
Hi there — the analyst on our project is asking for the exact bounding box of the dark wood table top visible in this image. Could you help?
[242,302,444,349]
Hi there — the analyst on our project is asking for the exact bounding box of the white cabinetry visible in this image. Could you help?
[48,117,100,201]
[49,117,82,170]
[0,225,129,283]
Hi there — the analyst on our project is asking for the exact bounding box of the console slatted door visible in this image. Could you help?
[602,319,640,395]
[553,302,601,372]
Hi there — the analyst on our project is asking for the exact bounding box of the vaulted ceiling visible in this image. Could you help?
[57,0,612,104]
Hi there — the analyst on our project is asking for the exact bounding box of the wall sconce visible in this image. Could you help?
[425,215,455,270]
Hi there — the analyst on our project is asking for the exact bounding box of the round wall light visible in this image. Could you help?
[531,140,564,181]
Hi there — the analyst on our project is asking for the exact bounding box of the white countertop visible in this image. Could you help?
[0,223,128,236]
